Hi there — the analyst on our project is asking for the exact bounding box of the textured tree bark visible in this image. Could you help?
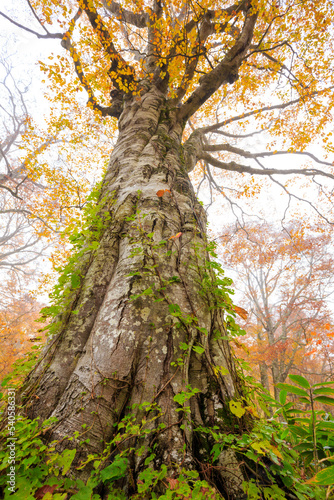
[20,87,247,498]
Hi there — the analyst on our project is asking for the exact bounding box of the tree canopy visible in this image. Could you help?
[1,0,334,225]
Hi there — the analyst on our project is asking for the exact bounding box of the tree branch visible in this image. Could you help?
[102,0,148,28]
[78,0,136,93]
[61,31,123,117]
[26,0,49,34]
[0,11,62,40]
[200,151,334,180]
[178,3,258,122]
[199,86,334,134]
[203,143,333,168]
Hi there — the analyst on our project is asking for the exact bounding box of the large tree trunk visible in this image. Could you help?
[20,87,247,498]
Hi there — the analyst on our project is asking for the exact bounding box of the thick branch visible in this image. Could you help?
[26,0,48,34]
[173,12,227,104]
[102,0,148,28]
[78,0,136,92]
[200,151,334,180]
[178,4,258,122]
[203,143,333,168]
[146,0,164,77]
[62,36,122,117]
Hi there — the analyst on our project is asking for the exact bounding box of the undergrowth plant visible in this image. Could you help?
[270,375,334,498]
[0,206,333,499]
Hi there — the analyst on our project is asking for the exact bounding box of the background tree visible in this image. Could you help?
[0,51,114,384]
[1,0,334,498]
[0,58,51,277]
[218,222,334,399]
[0,278,45,381]
[0,50,116,271]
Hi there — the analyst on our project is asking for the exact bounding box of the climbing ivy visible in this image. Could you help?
[39,183,115,328]
[0,202,333,499]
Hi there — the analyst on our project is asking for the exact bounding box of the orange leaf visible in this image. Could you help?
[233,305,248,320]
[156,189,171,197]
[169,232,182,240]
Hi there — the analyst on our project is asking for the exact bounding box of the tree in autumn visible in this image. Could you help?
[0,54,99,379]
[0,283,45,383]
[1,0,334,498]
[0,58,49,278]
[0,48,116,318]
[0,44,117,267]
[218,222,334,400]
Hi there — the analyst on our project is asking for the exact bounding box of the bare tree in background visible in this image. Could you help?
[0,58,51,279]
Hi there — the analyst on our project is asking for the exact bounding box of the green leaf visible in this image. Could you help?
[71,273,81,289]
[193,345,205,354]
[71,486,93,500]
[293,417,311,425]
[314,396,334,406]
[100,456,128,482]
[211,443,223,462]
[229,401,246,418]
[1,376,11,387]
[57,449,76,475]
[276,383,309,398]
[313,381,334,387]
[168,276,181,283]
[279,390,287,405]
[173,387,200,405]
[196,326,208,335]
[317,421,334,431]
[298,397,312,404]
[168,304,181,316]
[313,387,334,396]
[144,453,155,466]
[294,443,313,453]
[307,465,334,485]
[288,374,310,389]
[286,426,309,438]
